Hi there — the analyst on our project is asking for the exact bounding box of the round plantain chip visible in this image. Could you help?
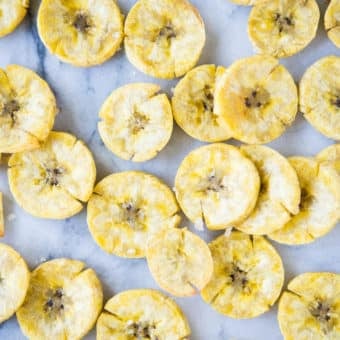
[175,143,260,230]
[215,55,298,144]
[0,243,30,323]
[325,0,340,48]
[269,157,340,245]
[98,83,173,162]
[97,289,191,340]
[8,131,96,219]
[124,0,206,79]
[87,171,181,258]
[317,144,340,176]
[0,65,57,154]
[201,231,284,319]
[278,272,340,339]
[146,227,213,297]
[300,56,340,141]
[0,1,28,38]
[17,258,103,340]
[172,64,231,142]
[236,145,300,235]
[37,0,124,67]
[248,0,320,58]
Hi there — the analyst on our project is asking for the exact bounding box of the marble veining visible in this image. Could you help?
[0,0,339,339]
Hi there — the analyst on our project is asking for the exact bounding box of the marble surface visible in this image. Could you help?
[0,0,339,339]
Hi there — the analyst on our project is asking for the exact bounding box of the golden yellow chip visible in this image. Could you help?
[172,64,231,142]
[269,157,340,245]
[37,0,124,67]
[17,258,103,340]
[300,56,340,140]
[278,272,340,339]
[325,0,340,48]
[215,55,298,144]
[0,65,57,154]
[97,289,191,340]
[236,145,300,235]
[248,0,319,58]
[124,0,206,79]
[8,131,96,219]
[146,228,213,297]
[175,143,260,230]
[0,1,28,38]
[0,243,30,323]
[98,83,173,162]
[87,171,180,258]
[201,231,284,319]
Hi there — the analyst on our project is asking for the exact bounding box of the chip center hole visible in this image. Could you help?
[159,24,176,40]
[122,202,143,229]
[46,167,64,186]
[230,265,248,288]
[129,111,149,134]
[126,321,157,339]
[275,13,294,33]
[206,172,227,193]
[44,288,65,313]
[333,96,340,109]
[2,100,20,122]
[73,12,91,33]
[203,85,214,112]
[310,301,331,324]
[244,88,270,109]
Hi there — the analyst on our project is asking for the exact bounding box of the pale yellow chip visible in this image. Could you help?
[248,0,319,58]
[172,64,231,142]
[175,143,260,230]
[317,144,340,175]
[87,171,181,258]
[269,157,340,245]
[98,83,173,162]
[0,243,30,323]
[215,55,298,144]
[201,231,284,319]
[278,272,340,340]
[124,0,206,79]
[300,56,340,141]
[0,192,4,236]
[8,131,96,219]
[236,145,300,235]
[0,0,28,38]
[0,64,57,154]
[96,289,191,340]
[146,228,213,297]
[17,258,103,340]
[37,0,124,67]
[325,0,340,48]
